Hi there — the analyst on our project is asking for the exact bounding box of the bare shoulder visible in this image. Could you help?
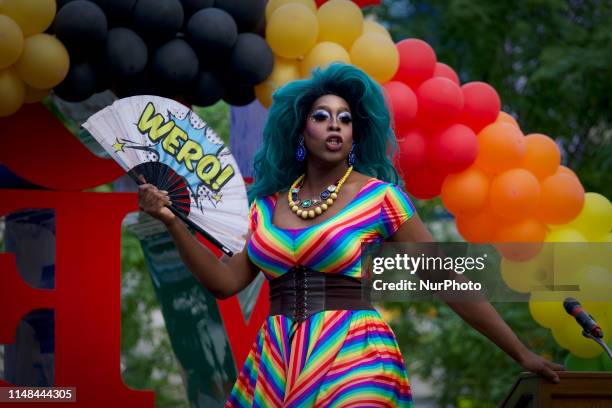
[343,171,375,193]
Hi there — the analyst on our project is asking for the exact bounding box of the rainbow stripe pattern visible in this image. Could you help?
[226,180,416,407]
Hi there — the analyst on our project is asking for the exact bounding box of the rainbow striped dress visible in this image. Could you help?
[226,179,416,407]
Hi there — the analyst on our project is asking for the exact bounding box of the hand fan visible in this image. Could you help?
[83,95,248,256]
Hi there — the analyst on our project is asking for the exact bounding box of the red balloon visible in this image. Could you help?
[459,81,501,133]
[434,62,459,85]
[403,164,445,199]
[396,128,428,173]
[392,38,436,90]
[428,124,478,173]
[383,81,418,136]
[416,77,463,130]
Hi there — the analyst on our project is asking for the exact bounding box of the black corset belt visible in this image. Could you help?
[269,265,373,323]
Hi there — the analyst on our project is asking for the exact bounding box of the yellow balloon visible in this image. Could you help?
[552,318,609,358]
[500,256,546,293]
[529,291,574,329]
[317,0,364,49]
[599,232,612,242]
[23,84,49,103]
[0,68,25,117]
[362,19,391,39]
[14,34,70,90]
[566,192,612,240]
[255,57,300,108]
[266,4,318,59]
[0,15,24,69]
[545,228,587,243]
[544,232,588,287]
[350,32,399,83]
[576,265,612,302]
[300,42,350,77]
[265,0,317,20]
[0,0,56,37]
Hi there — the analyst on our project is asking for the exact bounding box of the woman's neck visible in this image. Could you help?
[302,161,351,194]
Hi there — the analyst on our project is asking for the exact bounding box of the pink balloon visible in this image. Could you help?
[428,124,478,173]
[392,39,436,90]
[459,81,501,133]
[434,62,460,85]
[416,77,464,130]
[396,128,428,173]
[403,163,445,199]
[383,81,418,136]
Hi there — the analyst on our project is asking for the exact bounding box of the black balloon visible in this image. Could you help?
[179,0,214,19]
[214,0,266,32]
[105,28,148,78]
[92,0,138,26]
[222,81,255,107]
[228,33,273,86]
[113,68,160,98]
[187,8,237,57]
[88,53,113,92]
[54,0,108,60]
[54,61,100,102]
[132,0,184,43]
[152,39,199,92]
[185,71,224,107]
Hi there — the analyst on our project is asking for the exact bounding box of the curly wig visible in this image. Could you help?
[247,63,401,203]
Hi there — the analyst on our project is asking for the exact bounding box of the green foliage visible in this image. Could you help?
[386,299,566,407]
[192,101,231,145]
[120,229,189,407]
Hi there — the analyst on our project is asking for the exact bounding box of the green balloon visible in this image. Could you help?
[565,353,604,371]
[599,343,612,371]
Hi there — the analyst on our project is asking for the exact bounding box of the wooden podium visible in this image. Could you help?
[501,372,612,407]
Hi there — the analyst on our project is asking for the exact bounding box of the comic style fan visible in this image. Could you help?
[83,95,248,256]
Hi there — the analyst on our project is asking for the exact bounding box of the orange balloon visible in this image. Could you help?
[494,218,547,242]
[489,168,540,220]
[475,122,526,174]
[496,111,519,128]
[455,210,498,243]
[494,218,546,261]
[536,172,585,225]
[557,165,579,180]
[519,133,561,180]
[441,165,490,215]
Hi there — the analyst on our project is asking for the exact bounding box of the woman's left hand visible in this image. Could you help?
[519,350,565,383]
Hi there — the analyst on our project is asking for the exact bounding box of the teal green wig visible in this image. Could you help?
[247,63,401,203]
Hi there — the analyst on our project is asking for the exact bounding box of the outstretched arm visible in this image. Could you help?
[388,215,565,382]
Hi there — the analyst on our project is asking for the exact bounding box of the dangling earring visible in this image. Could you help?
[296,135,306,162]
[348,141,356,166]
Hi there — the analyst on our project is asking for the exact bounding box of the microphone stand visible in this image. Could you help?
[582,331,612,360]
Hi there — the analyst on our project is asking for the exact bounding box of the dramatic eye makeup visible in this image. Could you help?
[309,108,352,124]
[337,111,352,124]
[310,109,331,122]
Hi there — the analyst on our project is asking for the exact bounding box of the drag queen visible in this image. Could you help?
[138,63,564,407]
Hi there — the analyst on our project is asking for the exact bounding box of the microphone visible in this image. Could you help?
[563,297,603,338]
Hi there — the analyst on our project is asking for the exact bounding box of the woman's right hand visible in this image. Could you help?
[137,177,176,225]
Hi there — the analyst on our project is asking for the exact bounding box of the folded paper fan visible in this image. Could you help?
[83,95,248,256]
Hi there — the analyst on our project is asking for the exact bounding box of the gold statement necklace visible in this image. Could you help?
[288,166,353,219]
